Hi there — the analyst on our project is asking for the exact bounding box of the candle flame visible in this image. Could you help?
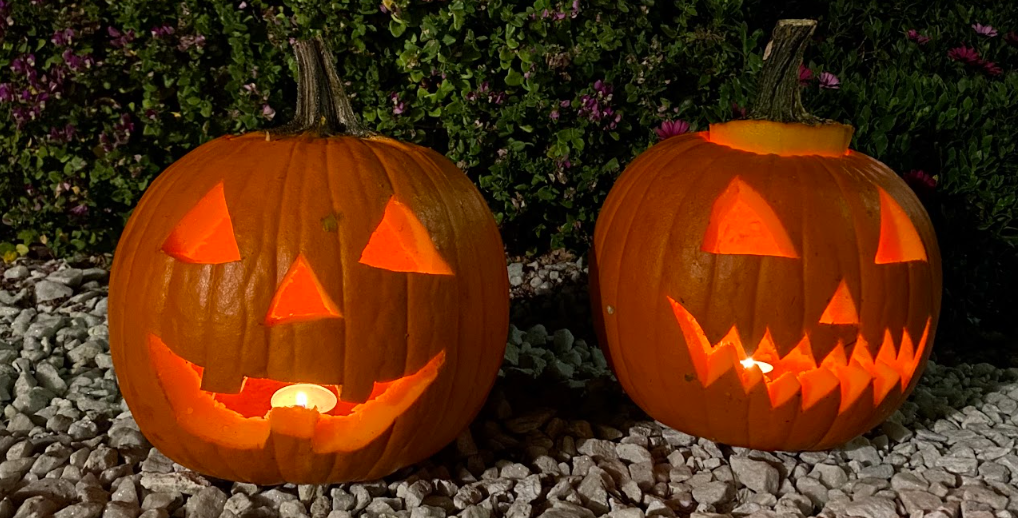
[295,391,308,409]
[740,357,774,374]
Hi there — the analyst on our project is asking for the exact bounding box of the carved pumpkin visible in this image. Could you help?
[108,38,509,483]
[590,20,941,450]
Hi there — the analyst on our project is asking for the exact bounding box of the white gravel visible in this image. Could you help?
[2,258,1018,518]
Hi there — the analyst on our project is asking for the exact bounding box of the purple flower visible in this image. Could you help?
[51,28,75,46]
[798,64,813,85]
[551,11,566,21]
[655,120,690,140]
[261,104,275,119]
[238,1,247,8]
[69,204,89,217]
[593,79,613,97]
[0,83,12,103]
[982,61,1003,76]
[177,34,206,51]
[560,99,571,108]
[903,169,936,195]
[11,54,36,75]
[62,49,89,71]
[491,92,507,105]
[550,110,560,121]
[906,29,930,45]
[151,25,175,38]
[108,26,136,48]
[390,92,405,115]
[972,23,997,37]
[818,72,840,89]
[948,46,981,65]
[571,0,580,18]
[48,123,75,143]
[731,103,748,119]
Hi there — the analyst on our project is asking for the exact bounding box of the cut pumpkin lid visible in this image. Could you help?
[708,120,855,157]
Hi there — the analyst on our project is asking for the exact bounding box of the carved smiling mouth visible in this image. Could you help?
[668,297,930,413]
[147,334,444,453]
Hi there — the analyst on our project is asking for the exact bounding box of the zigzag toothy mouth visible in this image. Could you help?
[146,334,444,453]
[668,297,930,413]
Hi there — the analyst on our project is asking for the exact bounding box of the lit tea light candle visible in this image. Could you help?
[740,357,774,374]
[270,384,337,413]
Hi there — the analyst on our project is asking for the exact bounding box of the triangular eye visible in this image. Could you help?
[702,177,798,258]
[875,188,927,264]
[819,280,859,325]
[162,182,241,264]
[264,254,342,326]
[359,197,454,275]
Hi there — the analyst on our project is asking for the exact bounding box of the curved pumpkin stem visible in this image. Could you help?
[272,36,372,138]
[748,19,826,125]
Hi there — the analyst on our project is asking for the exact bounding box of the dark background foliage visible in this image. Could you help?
[1,0,1016,350]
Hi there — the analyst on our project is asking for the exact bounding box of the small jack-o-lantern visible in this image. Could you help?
[108,38,509,483]
[590,20,941,450]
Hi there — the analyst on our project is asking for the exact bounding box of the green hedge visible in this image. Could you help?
[1,0,1016,345]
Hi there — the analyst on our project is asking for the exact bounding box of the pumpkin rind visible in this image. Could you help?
[591,130,941,450]
[108,132,509,483]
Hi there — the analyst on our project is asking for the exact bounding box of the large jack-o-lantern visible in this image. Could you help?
[590,20,941,450]
[108,38,509,483]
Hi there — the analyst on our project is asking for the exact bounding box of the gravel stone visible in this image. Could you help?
[730,456,780,495]
[898,490,943,514]
[35,280,74,302]
[812,463,849,489]
[842,496,898,518]
[691,481,733,507]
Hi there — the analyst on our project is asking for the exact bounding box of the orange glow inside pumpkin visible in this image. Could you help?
[667,296,929,414]
[147,334,445,452]
[264,253,343,326]
[359,197,454,275]
[702,177,799,258]
[819,280,859,325]
[875,188,928,264]
[162,182,242,264]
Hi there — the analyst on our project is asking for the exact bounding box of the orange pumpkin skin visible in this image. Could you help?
[590,123,941,451]
[108,133,509,483]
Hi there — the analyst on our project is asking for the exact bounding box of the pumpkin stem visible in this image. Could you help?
[272,36,372,138]
[748,19,826,125]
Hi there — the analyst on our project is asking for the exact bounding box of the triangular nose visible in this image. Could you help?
[264,254,342,326]
[819,280,859,325]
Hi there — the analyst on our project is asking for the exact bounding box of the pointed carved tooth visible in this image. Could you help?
[838,361,873,413]
[668,297,711,384]
[717,326,748,360]
[876,330,898,368]
[850,337,875,371]
[900,319,932,390]
[798,368,840,412]
[750,330,781,365]
[777,335,817,373]
[820,342,848,370]
[766,372,801,408]
[872,361,900,407]
[706,342,740,387]
[739,363,766,393]
[891,328,914,389]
